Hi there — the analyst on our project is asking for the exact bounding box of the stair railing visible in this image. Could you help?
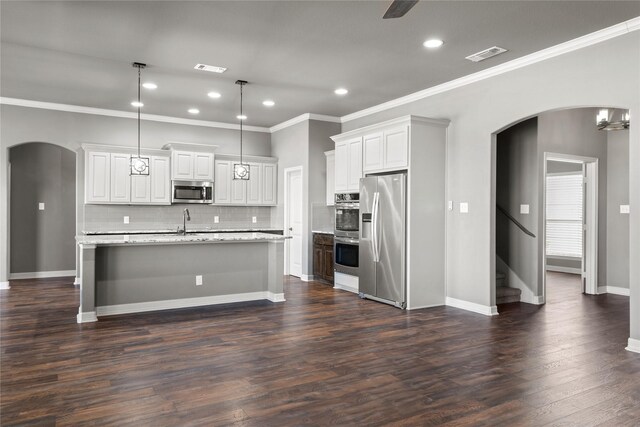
[496,204,536,238]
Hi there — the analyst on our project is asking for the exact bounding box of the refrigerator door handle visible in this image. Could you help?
[372,191,380,263]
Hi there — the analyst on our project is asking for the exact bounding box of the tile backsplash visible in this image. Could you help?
[311,203,334,232]
[83,204,273,232]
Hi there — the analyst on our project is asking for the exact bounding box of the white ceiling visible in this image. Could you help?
[1,1,638,127]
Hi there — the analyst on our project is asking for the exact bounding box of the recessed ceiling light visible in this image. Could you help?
[237,115,247,120]
[208,91,222,99]
[262,100,275,107]
[131,101,143,107]
[334,88,348,95]
[423,39,444,49]
[188,108,200,114]
[142,82,157,90]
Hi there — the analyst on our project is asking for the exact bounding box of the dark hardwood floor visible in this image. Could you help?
[1,274,638,426]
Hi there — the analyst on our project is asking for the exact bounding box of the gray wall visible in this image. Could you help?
[537,108,609,292]
[547,160,582,174]
[9,143,76,273]
[496,117,538,297]
[607,130,630,289]
[340,32,639,342]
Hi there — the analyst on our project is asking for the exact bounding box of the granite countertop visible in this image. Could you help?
[77,232,290,246]
[83,228,284,235]
[312,230,334,235]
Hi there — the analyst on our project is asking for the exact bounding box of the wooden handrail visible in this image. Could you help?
[496,204,536,238]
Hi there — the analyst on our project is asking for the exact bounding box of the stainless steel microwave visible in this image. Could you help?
[171,180,213,204]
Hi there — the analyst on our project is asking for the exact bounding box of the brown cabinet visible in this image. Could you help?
[313,233,334,284]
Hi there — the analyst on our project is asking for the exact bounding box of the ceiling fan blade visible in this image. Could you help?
[383,0,419,19]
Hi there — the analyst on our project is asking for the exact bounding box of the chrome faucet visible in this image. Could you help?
[178,208,191,235]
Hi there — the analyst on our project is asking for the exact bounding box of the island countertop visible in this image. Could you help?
[76,232,290,246]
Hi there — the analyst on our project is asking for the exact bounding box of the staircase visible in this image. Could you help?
[496,271,521,304]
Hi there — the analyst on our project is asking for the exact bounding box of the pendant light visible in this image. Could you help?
[130,62,150,175]
[233,80,250,180]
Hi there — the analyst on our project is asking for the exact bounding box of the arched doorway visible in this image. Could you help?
[7,142,77,285]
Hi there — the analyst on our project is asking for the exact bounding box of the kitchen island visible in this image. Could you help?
[75,232,289,323]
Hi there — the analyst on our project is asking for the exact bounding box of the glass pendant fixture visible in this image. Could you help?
[596,108,630,131]
[130,62,150,175]
[233,80,250,180]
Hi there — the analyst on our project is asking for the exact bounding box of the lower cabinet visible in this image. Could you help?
[313,233,334,284]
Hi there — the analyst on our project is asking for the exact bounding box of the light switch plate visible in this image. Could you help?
[459,202,469,214]
[123,216,130,224]
[214,216,219,223]
[196,275,203,286]
[252,216,257,223]
[620,205,630,214]
[520,204,530,214]
[38,203,45,211]
[448,201,453,211]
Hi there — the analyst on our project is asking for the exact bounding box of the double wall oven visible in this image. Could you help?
[334,193,359,276]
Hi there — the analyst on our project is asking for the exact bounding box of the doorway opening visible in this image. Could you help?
[284,166,303,278]
[543,153,598,301]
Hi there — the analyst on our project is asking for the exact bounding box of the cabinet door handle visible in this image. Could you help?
[289,227,293,231]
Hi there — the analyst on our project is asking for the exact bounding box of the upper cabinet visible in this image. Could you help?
[325,150,335,206]
[334,137,362,193]
[170,150,214,181]
[84,145,171,205]
[214,155,277,206]
[362,126,408,173]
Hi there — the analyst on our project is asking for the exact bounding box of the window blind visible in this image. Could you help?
[546,173,583,258]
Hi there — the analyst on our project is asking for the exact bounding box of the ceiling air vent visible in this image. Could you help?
[465,46,508,63]
[194,63,227,73]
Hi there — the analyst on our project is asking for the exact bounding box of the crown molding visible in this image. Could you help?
[269,113,341,133]
[0,97,271,133]
[341,16,640,123]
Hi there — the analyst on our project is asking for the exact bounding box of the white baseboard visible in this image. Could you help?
[267,292,286,302]
[334,272,358,294]
[407,303,444,310]
[96,291,280,317]
[77,311,98,323]
[446,296,498,316]
[9,270,76,280]
[626,338,640,354]
[0,281,10,290]
[496,255,542,304]
[74,277,81,286]
[546,265,581,275]
[301,274,314,282]
[598,285,630,296]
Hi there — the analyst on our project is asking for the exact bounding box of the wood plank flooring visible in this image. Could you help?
[1,273,638,426]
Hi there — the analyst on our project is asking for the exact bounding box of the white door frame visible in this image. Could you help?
[283,166,303,276]
[543,152,598,298]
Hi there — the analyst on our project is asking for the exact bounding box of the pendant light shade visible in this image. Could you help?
[131,62,149,175]
[234,80,250,180]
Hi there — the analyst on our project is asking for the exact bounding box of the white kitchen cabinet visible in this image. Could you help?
[325,150,335,205]
[262,163,277,205]
[246,163,262,205]
[362,126,408,173]
[130,175,151,203]
[214,156,277,206]
[171,150,214,181]
[214,159,232,204]
[85,151,111,203]
[334,137,362,193]
[110,153,131,203]
[150,156,171,204]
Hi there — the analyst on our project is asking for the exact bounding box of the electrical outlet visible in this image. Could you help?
[123,235,129,242]
[195,275,203,286]
[459,202,469,214]
[38,202,45,211]
[520,204,530,214]
[620,205,630,214]
[123,216,129,224]
[252,216,257,223]
[214,216,219,223]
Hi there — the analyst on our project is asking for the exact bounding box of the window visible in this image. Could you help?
[546,173,583,258]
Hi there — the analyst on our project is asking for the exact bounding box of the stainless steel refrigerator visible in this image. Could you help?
[359,173,406,308]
